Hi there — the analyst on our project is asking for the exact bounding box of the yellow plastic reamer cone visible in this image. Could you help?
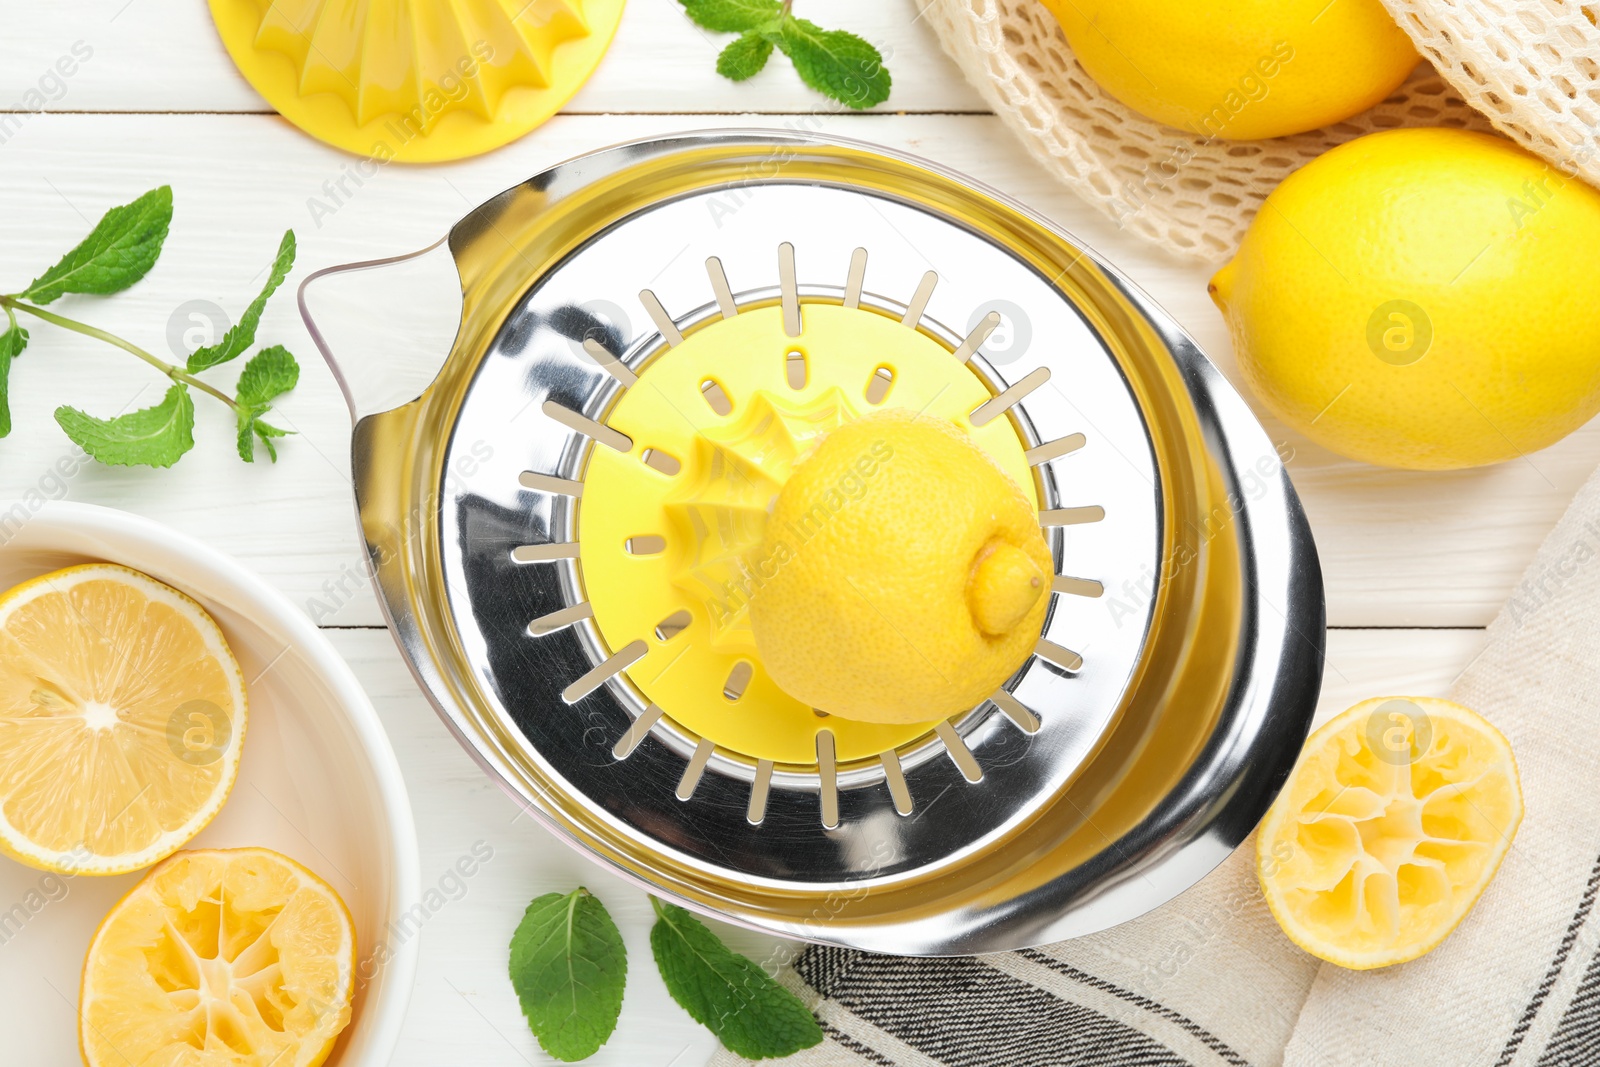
[207,0,626,162]
[578,302,1040,766]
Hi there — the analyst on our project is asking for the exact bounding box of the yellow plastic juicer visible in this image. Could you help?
[208,0,626,161]
[299,131,1326,954]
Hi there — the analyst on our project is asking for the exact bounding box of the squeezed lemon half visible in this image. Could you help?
[0,563,246,874]
[1257,696,1522,969]
[80,847,357,1067]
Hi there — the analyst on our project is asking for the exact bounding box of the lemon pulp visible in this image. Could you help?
[0,564,247,874]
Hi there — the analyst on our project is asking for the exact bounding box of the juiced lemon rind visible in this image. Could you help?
[80,846,356,1067]
[1257,696,1521,969]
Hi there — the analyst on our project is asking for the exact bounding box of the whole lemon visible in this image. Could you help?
[1210,128,1600,470]
[748,410,1051,725]
[1039,0,1417,140]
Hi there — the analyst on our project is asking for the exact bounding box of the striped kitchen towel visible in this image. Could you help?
[710,840,1319,1067]
[713,462,1600,1067]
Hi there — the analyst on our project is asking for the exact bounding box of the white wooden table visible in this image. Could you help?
[3,2,1580,1062]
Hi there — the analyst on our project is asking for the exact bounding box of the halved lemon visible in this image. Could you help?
[81,847,357,1067]
[1258,696,1522,969]
[0,563,247,874]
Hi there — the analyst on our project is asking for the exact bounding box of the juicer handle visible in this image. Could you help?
[297,234,456,424]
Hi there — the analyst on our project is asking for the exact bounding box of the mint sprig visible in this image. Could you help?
[0,187,300,468]
[680,0,892,109]
[508,888,627,1062]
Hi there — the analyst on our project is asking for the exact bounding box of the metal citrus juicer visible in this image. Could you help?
[299,131,1324,955]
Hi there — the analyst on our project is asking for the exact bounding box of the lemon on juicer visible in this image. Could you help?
[749,410,1052,726]
[1040,0,1417,140]
[1211,127,1600,470]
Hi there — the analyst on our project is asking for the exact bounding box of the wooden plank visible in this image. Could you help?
[0,0,984,117]
[326,625,1486,1064]
[1313,628,1488,725]
[0,111,1584,627]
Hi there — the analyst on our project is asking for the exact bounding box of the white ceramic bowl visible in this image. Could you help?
[0,501,418,1064]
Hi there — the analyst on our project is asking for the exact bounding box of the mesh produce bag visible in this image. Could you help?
[921,0,1567,262]
[1386,0,1600,184]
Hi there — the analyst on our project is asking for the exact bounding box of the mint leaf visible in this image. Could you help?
[650,900,822,1059]
[679,0,782,32]
[777,20,891,110]
[236,410,261,462]
[188,230,295,371]
[0,319,28,438]
[253,417,289,457]
[55,383,194,467]
[22,186,172,304]
[235,407,292,463]
[509,888,627,1062]
[235,344,299,407]
[718,33,774,80]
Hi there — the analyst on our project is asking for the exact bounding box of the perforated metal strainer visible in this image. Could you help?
[300,130,1325,955]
